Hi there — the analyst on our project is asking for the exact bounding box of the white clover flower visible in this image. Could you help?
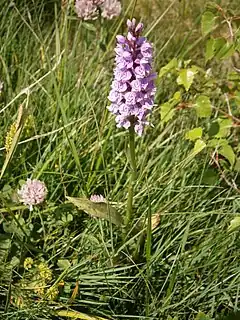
[75,0,98,20]
[18,179,47,211]
[101,0,121,20]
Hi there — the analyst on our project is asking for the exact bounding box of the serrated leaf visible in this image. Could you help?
[219,144,235,167]
[201,11,216,36]
[185,127,203,141]
[177,68,197,91]
[57,259,71,270]
[160,102,175,124]
[193,139,206,154]
[195,95,212,118]
[228,216,240,232]
[215,118,232,138]
[205,38,215,61]
[159,58,178,78]
[66,197,123,226]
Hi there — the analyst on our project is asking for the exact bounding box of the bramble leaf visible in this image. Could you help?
[201,11,216,36]
[185,127,203,141]
[193,139,206,154]
[195,95,212,118]
[215,118,232,138]
[219,144,235,167]
[177,67,197,91]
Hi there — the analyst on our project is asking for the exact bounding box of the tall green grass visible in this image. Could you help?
[0,0,240,319]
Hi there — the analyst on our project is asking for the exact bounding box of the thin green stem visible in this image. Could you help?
[125,126,137,230]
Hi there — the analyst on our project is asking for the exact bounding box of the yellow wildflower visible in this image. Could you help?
[38,262,52,282]
[5,122,17,153]
[23,257,34,270]
[46,286,59,300]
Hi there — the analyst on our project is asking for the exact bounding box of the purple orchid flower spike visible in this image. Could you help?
[108,18,156,136]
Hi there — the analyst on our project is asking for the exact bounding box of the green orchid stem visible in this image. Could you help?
[125,126,137,231]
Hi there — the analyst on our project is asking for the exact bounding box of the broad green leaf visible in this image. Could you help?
[195,311,210,320]
[205,38,215,61]
[66,196,123,226]
[177,67,197,91]
[208,121,220,137]
[185,127,203,141]
[159,58,178,78]
[228,216,240,232]
[219,144,235,167]
[201,11,216,36]
[57,259,71,270]
[56,310,108,320]
[208,138,228,148]
[195,95,212,118]
[160,102,175,124]
[193,139,206,154]
[215,118,232,138]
